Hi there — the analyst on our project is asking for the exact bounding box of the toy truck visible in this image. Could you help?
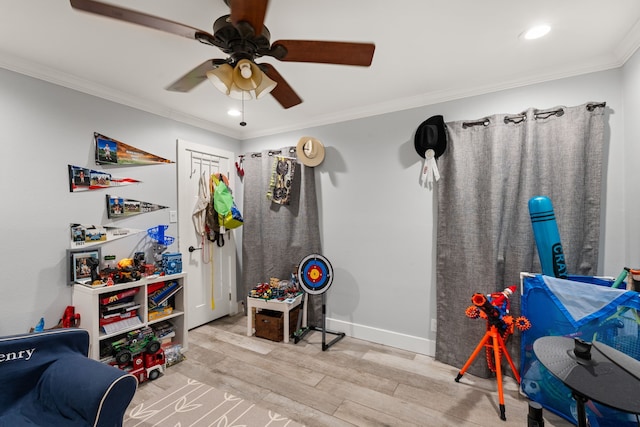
[126,348,166,384]
[110,326,161,364]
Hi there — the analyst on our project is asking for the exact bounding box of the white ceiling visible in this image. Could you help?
[2,0,640,140]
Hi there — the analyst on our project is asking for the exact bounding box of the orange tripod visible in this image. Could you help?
[454,290,530,421]
[455,323,520,421]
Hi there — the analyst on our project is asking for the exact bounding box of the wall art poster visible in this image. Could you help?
[94,132,175,165]
[70,223,144,248]
[106,195,169,219]
[68,165,140,192]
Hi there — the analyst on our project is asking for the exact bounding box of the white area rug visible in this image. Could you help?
[124,377,305,427]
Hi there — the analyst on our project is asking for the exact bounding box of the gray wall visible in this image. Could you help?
[0,68,238,335]
[242,67,629,354]
[0,53,637,355]
[623,47,640,266]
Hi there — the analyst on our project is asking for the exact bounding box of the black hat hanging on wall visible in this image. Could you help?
[414,115,447,186]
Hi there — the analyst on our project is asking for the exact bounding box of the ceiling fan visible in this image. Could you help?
[69,0,376,109]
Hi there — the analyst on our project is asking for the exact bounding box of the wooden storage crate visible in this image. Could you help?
[254,307,300,342]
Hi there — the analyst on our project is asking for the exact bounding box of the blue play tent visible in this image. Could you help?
[520,274,640,427]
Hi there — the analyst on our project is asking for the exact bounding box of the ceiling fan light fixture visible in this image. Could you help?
[206,64,234,94]
[69,0,376,110]
[227,85,254,100]
[254,72,278,99]
[239,62,253,79]
[233,59,263,91]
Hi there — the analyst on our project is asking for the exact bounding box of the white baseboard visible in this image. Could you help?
[325,317,435,357]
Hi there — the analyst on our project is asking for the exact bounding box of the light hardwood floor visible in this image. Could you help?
[129,313,573,427]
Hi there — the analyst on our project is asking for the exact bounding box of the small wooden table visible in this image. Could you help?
[246,293,307,343]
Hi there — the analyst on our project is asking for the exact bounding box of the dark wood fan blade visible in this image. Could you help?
[228,0,269,37]
[271,40,375,66]
[260,63,302,109]
[166,59,227,92]
[70,0,214,42]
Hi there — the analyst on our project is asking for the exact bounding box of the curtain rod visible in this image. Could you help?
[462,118,490,128]
[586,102,606,111]
[464,102,607,128]
[248,147,296,158]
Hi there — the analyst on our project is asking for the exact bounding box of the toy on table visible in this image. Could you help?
[86,256,102,286]
[100,258,143,284]
[248,279,300,301]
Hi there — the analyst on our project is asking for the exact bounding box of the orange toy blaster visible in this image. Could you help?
[455,286,531,421]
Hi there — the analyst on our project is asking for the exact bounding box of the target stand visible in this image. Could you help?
[293,254,345,351]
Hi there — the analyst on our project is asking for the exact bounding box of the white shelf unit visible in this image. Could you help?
[72,272,187,360]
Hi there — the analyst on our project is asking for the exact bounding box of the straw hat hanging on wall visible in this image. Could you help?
[296,137,325,167]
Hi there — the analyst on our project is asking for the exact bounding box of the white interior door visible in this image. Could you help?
[176,139,237,329]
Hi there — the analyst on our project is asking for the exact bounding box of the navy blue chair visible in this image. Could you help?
[0,328,137,426]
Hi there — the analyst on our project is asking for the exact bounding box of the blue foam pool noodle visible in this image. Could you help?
[528,196,568,278]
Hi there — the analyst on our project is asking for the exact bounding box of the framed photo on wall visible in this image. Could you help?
[107,196,124,218]
[95,135,118,165]
[67,247,101,286]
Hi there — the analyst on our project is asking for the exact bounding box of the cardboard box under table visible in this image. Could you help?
[247,293,306,343]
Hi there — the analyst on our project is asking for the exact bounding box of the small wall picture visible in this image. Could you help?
[90,171,111,187]
[96,137,118,164]
[124,200,141,214]
[108,196,124,218]
[73,167,91,187]
[85,227,106,242]
[68,248,101,285]
[71,225,86,243]
[68,165,92,191]
[106,194,168,219]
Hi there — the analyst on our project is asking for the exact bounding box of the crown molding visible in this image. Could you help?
[0,54,241,140]
[1,52,631,141]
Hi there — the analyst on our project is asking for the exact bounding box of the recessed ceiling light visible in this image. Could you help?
[523,24,551,40]
[227,109,241,117]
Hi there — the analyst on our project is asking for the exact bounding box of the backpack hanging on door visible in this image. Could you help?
[204,196,222,246]
[204,173,225,246]
[211,173,243,232]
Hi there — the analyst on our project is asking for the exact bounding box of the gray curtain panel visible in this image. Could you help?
[435,102,606,377]
[242,147,323,326]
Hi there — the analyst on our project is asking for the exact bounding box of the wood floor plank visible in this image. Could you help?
[267,346,400,396]
[126,313,574,427]
[333,399,422,427]
[315,374,482,426]
[189,329,326,387]
[261,391,356,427]
[213,356,343,415]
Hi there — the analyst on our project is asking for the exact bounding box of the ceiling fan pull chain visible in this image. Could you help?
[240,91,247,127]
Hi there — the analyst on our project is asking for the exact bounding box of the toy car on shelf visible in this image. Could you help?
[111,326,161,364]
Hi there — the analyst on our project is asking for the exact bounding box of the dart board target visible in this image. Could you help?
[297,254,333,295]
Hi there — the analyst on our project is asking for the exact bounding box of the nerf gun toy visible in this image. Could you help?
[456,286,531,421]
[465,286,531,336]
